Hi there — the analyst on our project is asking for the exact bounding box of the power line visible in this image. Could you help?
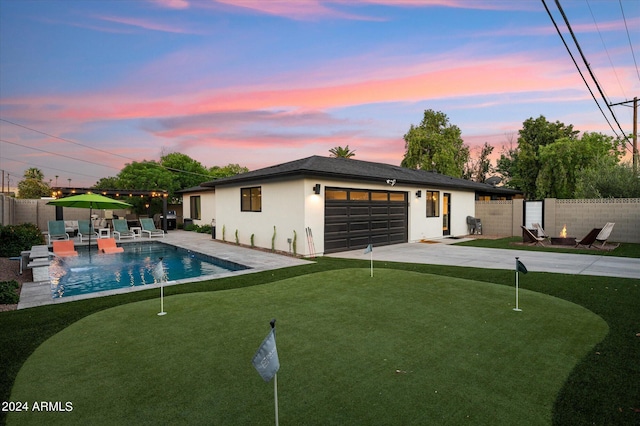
[0,155,102,179]
[0,119,214,179]
[0,138,122,171]
[540,0,623,141]
[542,0,633,151]
[0,118,134,162]
[585,0,627,100]
[619,0,640,83]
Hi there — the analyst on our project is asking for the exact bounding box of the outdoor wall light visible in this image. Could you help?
[313,183,321,194]
[416,190,422,198]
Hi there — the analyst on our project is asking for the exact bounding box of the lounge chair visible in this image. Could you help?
[52,240,78,257]
[595,222,616,249]
[532,223,550,240]
[77,220,98,242]
[575,228,602,249]
[97,238,124,254]
[46,220,70,244]
[113,219,135,240]
[521,226,545,246]
[140,218,165,238]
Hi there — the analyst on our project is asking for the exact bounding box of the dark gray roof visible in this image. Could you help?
[201,155,520,195]
[176,185,215,194]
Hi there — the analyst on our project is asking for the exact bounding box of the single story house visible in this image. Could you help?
[190,156,519,256]
[176,185,216,227]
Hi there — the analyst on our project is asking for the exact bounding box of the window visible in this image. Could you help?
[349,191,369,201]
[190,196,201,220]
[426,191,439,217]
[241,187,262,212]
[325,189,347,200]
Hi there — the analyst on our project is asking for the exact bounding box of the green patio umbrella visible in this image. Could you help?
[47,193,133,252]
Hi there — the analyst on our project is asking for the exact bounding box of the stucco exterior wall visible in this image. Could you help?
[215,179,308,255]
[183,191,216,227]
[215,178,478,256]
[407,187,476,241]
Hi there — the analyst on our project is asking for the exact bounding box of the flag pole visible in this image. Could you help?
[158,284,167,316]
[274,372,279,426]
[270,319,279,426]
[514,257,522,312]
[370,250,373,277]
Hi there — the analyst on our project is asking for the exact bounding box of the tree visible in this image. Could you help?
[209,163,249,178]
[575,159,640,198]
[329,145,356,158]
[93,176,121,190]
[17,168,51,199]
[499,115,579,198]
[535,132,624,198]
[160,152,210,190]
[464,142,494,183]
[401,109,469,177]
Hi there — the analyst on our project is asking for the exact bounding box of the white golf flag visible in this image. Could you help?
[252,328,280,382]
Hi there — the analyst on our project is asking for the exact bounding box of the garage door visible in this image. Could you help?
[324,187,408,253]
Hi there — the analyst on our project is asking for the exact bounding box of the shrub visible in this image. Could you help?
[0,280,19,305]
[0,223,44,257]
[198,225,212,234]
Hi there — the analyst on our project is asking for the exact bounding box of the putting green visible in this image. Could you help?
[8,269,607,425]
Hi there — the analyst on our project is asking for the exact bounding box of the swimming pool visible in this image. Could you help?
[49,241,249,298]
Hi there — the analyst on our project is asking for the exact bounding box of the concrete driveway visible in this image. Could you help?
[327,240,640,280]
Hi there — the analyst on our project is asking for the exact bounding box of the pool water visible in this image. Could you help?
[50,241,248,298]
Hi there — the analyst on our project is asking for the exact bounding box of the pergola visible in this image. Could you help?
[50,187,171,231]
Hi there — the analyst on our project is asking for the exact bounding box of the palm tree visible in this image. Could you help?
[24,167,44,180]
[329,145,356,158]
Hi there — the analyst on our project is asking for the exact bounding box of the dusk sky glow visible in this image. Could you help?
[1,0,638,189]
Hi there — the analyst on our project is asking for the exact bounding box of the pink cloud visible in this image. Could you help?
[213,0,383,21]
[150,0,190,9]
[0,53,597,125]
[94,14,202,34]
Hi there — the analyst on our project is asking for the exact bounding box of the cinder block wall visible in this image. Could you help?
[554,199,639,244]
[475,200,514,237]
[475,198,640,243]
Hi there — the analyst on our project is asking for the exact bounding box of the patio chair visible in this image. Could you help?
[140,218,165,238]
[521,226,545,247]
[595,222,616,249]
[575,228,602,249]
[97,238,124,254]
[113,219,135,240]
[532,223,550,240]
[52,240,78,257]
[46,220,70,244]
[77,220,98,242]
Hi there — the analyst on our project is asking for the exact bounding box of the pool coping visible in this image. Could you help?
[18,230,312,309]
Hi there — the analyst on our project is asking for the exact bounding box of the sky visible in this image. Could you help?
[0,0,638,190]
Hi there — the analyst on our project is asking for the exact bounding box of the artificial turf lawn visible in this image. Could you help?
[7,269,607,425]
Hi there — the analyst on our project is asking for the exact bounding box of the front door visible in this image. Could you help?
[442,193,451,236]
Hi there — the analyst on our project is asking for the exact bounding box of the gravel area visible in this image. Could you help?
[0,257,32,312]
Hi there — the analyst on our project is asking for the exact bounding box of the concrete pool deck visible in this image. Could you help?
[17,230,312,309]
